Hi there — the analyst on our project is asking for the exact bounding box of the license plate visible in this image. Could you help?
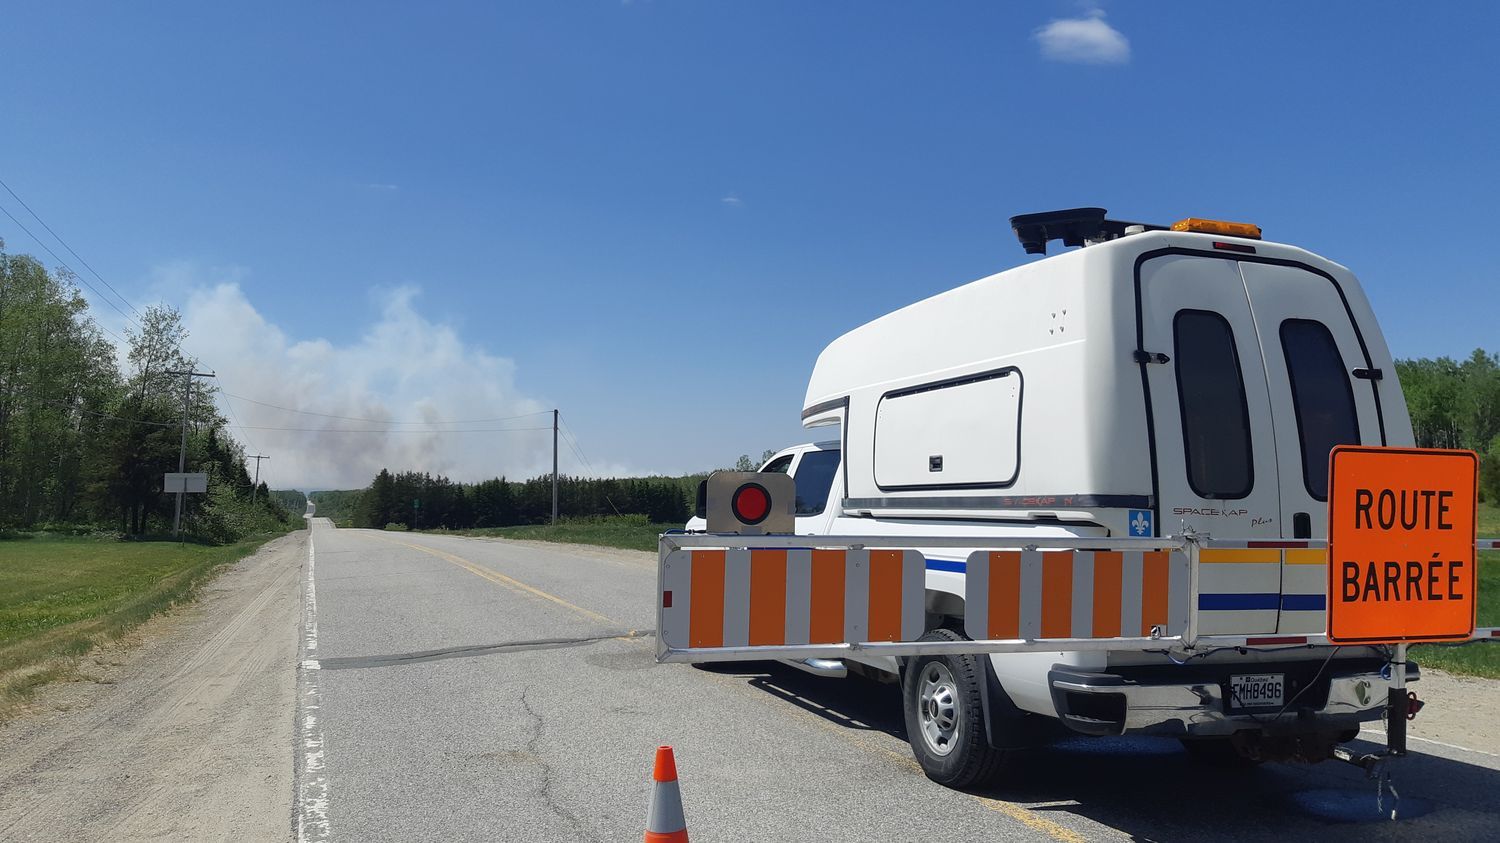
[1229,673,1285,709]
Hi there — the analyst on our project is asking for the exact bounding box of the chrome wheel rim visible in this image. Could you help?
[917,661,960,757]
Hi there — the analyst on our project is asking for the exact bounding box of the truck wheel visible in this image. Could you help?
[902,628,1007,787]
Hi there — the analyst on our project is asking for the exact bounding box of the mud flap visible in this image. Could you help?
[979,654,1064,749]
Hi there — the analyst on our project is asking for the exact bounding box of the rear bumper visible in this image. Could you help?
[1047,657,1417,737]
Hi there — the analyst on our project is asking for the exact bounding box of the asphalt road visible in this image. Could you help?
[302,519,1500,842]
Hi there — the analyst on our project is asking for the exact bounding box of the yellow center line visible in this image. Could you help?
[364,532,617,625]
[972,797,1089,843]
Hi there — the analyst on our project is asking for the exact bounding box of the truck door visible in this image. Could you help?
[789,448,842,534]
[1140,255,1283,540]
[1237,262,1383,634]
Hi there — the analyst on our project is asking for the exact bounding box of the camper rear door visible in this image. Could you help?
[1140,254,1283,541]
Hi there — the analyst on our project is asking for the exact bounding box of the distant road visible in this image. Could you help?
[303,522,1500,842]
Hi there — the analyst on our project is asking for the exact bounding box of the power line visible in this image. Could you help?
[220,391,553,425]
[558,414,598,476]
[0,176,143,320]
[231,424,555,434]
[216,387,260,454]
[20,395,179,427]
[0,202,141,331]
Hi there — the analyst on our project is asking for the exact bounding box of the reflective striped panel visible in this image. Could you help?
[658,549,925,651]
[963,549,1188,641]
[1278,547,1328,635]
[1195,547,1282,635]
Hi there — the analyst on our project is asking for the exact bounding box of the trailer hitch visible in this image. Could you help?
[1330,645,1413,819]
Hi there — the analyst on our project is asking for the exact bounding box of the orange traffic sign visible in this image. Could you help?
[1327,446,1478,644]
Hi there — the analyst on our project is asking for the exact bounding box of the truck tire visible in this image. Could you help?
[902,628,1008,788]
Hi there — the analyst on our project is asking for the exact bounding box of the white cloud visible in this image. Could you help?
[720,193,743,207]
[1034,8,1130,65]
[176,277,577,490]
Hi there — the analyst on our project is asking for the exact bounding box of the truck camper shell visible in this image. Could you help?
[801,224,1413,540]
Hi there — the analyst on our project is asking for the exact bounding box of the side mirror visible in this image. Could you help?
[695,479,708,519]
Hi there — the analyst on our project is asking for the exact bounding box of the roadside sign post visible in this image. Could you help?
[1326,446,1479,758]
[163,472,209,494]
[163,473,209,541]
[165,369,215,537]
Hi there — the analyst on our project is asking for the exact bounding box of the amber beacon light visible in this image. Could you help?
[1170,217,1263,239]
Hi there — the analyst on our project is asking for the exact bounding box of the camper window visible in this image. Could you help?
[1173,309,1254,499]
[1280,319,1360,500]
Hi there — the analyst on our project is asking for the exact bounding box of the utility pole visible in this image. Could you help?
[551,409,559,525]
[249,454,269,503]
[166,369,215,537]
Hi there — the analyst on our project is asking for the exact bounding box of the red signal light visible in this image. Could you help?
[731,483,771,525]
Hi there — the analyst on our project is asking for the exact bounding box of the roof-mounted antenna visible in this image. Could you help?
[1010,208,1165,255]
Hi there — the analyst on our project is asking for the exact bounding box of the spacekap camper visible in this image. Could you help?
[662,209,1492,788]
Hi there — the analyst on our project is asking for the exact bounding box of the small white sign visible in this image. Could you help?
[164,472,208,493]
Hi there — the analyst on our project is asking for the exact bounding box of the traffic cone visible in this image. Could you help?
[645,745,689,842]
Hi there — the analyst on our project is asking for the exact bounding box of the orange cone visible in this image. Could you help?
[644,745,689,842]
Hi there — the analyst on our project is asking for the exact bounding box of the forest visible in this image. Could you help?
[0,246,298,540]
[1397,349,1500,500]
[328,470,701,530]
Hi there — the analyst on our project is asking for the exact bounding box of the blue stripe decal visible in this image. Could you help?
[1198,593,1280,611]
[1281,594,1327,611]
[926,558,967,573]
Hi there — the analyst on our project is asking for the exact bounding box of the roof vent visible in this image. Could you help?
[1010,208,1165,255]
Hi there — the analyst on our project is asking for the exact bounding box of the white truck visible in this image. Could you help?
[665,209,1492,788]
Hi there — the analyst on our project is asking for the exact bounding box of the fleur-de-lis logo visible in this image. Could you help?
[1131,511,1150,536]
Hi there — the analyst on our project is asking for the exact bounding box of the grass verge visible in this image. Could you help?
[0,530,288,719]
[426,514,675,553]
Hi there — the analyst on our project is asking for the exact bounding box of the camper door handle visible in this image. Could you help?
[1134,350,1170,365]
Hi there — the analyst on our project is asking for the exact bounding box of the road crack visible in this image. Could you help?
[520,687,601,843]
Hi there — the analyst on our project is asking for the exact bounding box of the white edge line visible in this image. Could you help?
[1360,728,1500,759]
[296,524,331,842]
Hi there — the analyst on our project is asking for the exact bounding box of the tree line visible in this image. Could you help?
[329,469,701,530]
[0,245,299,539]
[1397,349,1500,500]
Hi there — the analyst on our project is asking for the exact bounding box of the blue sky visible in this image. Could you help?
[2,2,1497,489]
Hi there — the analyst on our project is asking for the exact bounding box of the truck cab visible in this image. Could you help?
[685,441,842,535]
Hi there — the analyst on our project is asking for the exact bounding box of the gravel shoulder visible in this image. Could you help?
[0,531,305,842]
[1384,666,1500,755]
